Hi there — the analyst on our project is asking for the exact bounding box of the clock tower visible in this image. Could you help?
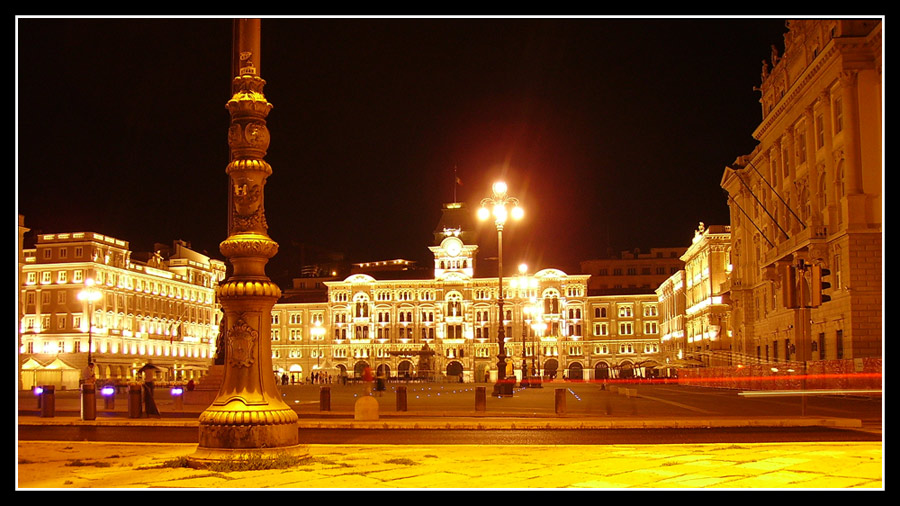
[430,230,478,280]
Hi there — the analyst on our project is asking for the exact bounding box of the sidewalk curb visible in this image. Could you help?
[18,414,863,430]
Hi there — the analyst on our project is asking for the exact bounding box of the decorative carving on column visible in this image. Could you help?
[227,314,259,368]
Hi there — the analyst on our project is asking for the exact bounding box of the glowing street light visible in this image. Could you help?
[77,278,102,381]
[312,320,325,370]
[478,181,524,397]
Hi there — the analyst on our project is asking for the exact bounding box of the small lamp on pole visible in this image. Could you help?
[78,278,102,383]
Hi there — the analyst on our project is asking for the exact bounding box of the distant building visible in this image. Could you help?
[680,224,734,367]
[270,203,666,383]
[722,19,882,365]
[19,231,226,390]
[580,247,685,295]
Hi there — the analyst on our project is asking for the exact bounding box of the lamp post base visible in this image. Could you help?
[188,444,308,469]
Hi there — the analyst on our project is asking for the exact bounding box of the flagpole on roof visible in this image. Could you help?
[454,164,458,203]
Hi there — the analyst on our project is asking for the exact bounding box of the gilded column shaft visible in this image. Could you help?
[194,19,300,458]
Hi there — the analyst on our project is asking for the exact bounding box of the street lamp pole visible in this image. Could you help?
[78,278,101,382]
[478,181,523,397]
[516,264,530,387]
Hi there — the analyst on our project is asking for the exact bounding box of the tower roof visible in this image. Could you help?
[432,202,475,245]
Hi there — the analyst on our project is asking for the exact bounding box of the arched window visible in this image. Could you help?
[542,289,560,315]
[353,293,370,318]
[445,292,463,317]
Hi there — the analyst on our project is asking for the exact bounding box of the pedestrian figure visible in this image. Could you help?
[186,379,195,391]
[375,369,386,396]
[82,362,96,387]
[138,364,161,418]
[362,366,374,395]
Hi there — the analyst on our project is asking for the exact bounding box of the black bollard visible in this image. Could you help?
[555,388,566,414]
[81,383,96,420]
[39,385,55,418]
[128,384,142,418]
[475,386,486,412]
[396,385,407,412]
[320,386,331,411]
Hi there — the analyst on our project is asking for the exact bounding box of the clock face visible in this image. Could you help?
[445,238,462,257]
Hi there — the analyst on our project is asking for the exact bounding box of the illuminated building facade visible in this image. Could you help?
[270,204,665,382]
[680,224,734,366]
[655,269,686,366]
[722,19,882,365]
[19,232,226,389]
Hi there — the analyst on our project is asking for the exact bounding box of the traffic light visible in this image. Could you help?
[810,265,832,307]
[781,264,798,309]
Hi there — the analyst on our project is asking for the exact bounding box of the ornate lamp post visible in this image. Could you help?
[514,263,533,387]
[191,19,303,466]
[312,320,325,372]
[77,278,102,382]
[531,305,546,387]
[478,181,523,397]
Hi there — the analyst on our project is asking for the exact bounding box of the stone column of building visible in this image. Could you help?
[817,89,838,228]
[837,70,869,229]
[803,105,823,227]
[192,19,302,464]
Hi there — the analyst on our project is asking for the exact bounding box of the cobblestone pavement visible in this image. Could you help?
[17,440,883,489]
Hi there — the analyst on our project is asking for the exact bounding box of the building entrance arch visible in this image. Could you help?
[446,361,463,378]
[398,360,413,379]
[377,363,391,378]
[594,362,610,380]
[543,358,558,380]
[353,361,370,378]
[567,362,584,380]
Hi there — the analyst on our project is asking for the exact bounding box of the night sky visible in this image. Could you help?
[16,16,790,279]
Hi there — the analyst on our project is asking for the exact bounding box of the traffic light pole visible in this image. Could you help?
[783,256,833,416]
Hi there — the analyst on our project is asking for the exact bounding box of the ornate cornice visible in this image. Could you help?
[755,43,838,141]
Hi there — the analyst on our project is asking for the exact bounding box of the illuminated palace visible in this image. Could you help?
[269,203,664,384]
[722,19,882,366]
[18,228,226,390]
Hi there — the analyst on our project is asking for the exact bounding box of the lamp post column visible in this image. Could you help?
[192,19,303,465]
[478,181,522,397]
[496,225,507,383]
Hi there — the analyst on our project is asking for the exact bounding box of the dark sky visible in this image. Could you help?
[16,16,789,278]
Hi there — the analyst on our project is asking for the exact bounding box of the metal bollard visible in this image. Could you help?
[81,383,97,420]
[475,386,486,412]
[396,385,407,412]
[127,384,142,418]
[555,388,566,414]
[39,385,55,418]
[319,386,331,411]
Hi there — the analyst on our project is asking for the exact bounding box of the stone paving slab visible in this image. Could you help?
[16,440,883,490]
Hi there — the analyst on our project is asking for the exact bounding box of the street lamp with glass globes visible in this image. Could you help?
[312,319,325,371]
[77,278,102,383]
[478,181,524,397]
